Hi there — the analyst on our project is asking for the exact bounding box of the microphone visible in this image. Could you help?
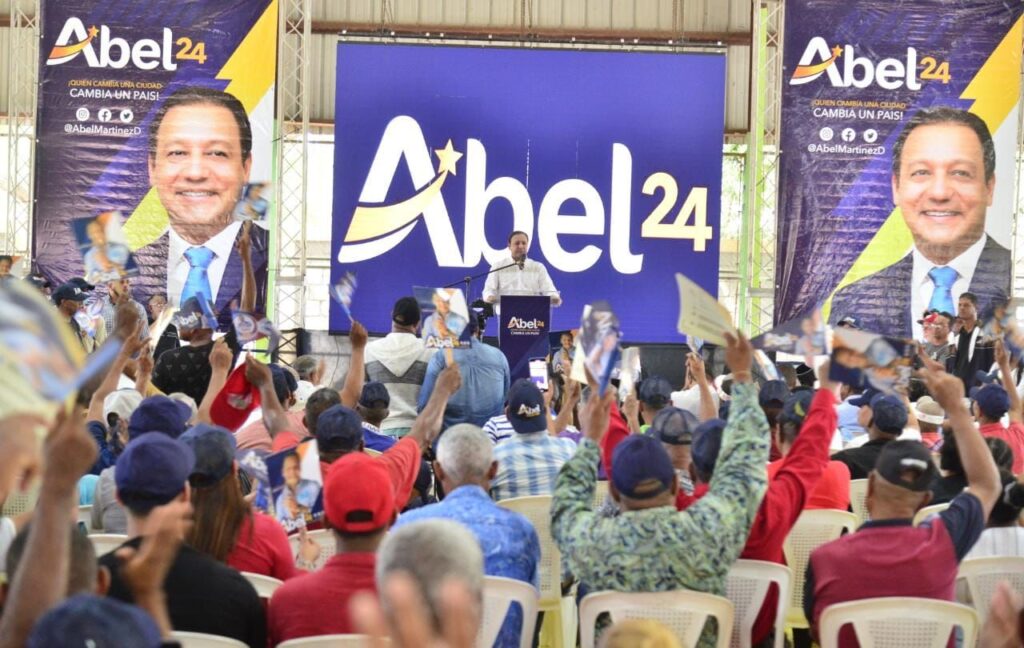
[517,256,525,270]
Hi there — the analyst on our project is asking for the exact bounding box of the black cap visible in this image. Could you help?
[648,407,699,446]
[638,376,672,407]
[392,296,421,327]
[837,316,860,329]
[359,381,391,408]
[874,440,938,492]
[781,390,814,426]
[52,281,88,304]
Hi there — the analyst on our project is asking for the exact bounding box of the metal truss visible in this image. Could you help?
[274,0,311,331]
[1014,86,1024,300]
[4,0,39,265]
[738,0,783,335]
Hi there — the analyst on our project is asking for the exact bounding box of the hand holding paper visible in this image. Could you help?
[675,273,734,346]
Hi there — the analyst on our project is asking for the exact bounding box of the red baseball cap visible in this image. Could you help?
[324,453,395,533]
[209,364,261,432]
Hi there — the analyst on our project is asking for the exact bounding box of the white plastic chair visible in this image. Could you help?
[817,597,978,648]
[782,509,857,629]
[77,505,93,528]
[88,533,128,557]
[912,503,950,527]
[288,528,336,571]
[478,576,539,648]
[278,635,383,647]
[579,590,735,648]
[725,560,792,648]
[498,495,575,648]
[592,481,610,509]
[848,479,868,526]
[241,571,284,598]
[171,632,248,648]
[957,556,1024,622]
[2,486,38,517]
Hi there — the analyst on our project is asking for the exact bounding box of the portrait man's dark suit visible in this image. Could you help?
[132,224,269,332]
[828,236,1011,337]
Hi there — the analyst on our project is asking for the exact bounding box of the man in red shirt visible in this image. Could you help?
[973,341,1024,474]
[268,452,396,644]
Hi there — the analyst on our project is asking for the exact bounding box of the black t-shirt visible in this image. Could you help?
[151,331,240,403]
[831,437,892,480]
[99,537,265,648]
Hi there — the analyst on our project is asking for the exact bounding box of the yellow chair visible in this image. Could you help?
[912,503,950,527]
[956,556,1024,623]
[848,479,868,526]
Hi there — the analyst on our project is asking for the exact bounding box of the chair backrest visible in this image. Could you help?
[817,597,978,648]
[171,631,248,648]
[912,503,950,527]
[957,556,1024,622]
[77,505,93,528]
[725,560,792,648]
[592,480,610,509]
[782,509,857,628]
[288,528,336,571]
[241,571,284,598]
[579,590,735,648]
[497,495,560,605]
[2,485,39,517]
[88,533,128,557]
[478,576,539,648]
[848,479,868,526]
[278,635,384,647]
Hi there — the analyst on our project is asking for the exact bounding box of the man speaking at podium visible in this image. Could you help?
[482,231,562,306]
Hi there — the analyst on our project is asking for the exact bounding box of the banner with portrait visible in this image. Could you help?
[776,0,1022,340]
[34,0,277,331]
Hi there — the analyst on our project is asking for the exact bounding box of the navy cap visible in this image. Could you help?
[66,277,96,292]
[359,381,391,408]
[611,435,675,499]
[316,404,364,452]
[179,423,236,486]
[759,380,790,408]
[974,370,1000,387]
[51,281,88,304]
[269,364,298,404]
[869,394,908,435]
[781,390,815,427]
[392,296,422,327]
[691,418,727,478]
[649,407,699,446]
[27,594,162,648]
[874,440,938,492]
[973,384,1011,420]
[506,379,547,434]
[115,434,194,513]
[128,395,191,440]
[638,376,673,407]
[849,387,882,408]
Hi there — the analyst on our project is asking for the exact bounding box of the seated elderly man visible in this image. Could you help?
[552,332,768,648]
[395,424,539,648]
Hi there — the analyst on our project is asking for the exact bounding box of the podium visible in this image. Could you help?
[498,295,552,381]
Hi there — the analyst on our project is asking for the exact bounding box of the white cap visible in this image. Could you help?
[103,389,143,422]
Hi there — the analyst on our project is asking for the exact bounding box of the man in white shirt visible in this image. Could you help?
[482,231,561,306]
[829,107,1010,338]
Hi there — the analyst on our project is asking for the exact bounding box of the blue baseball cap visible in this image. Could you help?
[691,418,728,479]
[638,376,673,407]
[179,423,236,487]
[128,395,191,440]
[759,380,790,408]
[973,384,1011,420]
[648,407,699,445]
[316,404,364,452]
[27,594,162,648]
[849,387,882,408]
[507,379,547,434]
[115,434,194,514]
[359,381,391,408]
[269,364,298,404]
[781,390,815,426]
[611,435,675,499]
[868,394,908,435]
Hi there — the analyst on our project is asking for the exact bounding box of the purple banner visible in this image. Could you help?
[499,295,552,381]
[777,0,1021,340]
[34,0,277,331]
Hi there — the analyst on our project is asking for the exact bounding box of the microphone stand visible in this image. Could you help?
[443,260,522,305]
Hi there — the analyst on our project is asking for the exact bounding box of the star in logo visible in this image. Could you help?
[831,45,842,59]
[434,139,463,175]
[88,25,99,39]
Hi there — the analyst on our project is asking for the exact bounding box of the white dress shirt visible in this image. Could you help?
[911,234,987,340]
[482,256,560,304]
[167,221,243,307]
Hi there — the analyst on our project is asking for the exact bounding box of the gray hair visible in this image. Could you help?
[376,519,483,631]
[436,424,493,485]
[293,355,319,381]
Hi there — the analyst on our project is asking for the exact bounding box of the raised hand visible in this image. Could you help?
[916,366,965,412]
[350,321,368,350]
[723,331,753,382]
[435,363,462,397]
[582,389,615,442]
[686,353,708,385]
[209,338,233,373]
[244,353,272,388]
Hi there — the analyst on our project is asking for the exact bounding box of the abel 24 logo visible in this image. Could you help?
[790,36,950,89]
[337,116,714,275]
[46,17,207,70]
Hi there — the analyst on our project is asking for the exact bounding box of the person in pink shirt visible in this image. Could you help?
[180,424,318,580]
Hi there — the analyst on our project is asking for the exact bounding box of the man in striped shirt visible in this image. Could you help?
[490,380,576,501]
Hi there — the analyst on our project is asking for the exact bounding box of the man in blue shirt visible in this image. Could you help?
[417,318,510,430]
[396,423,539,647]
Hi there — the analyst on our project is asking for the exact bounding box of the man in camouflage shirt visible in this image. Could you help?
[551,332,768,648]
